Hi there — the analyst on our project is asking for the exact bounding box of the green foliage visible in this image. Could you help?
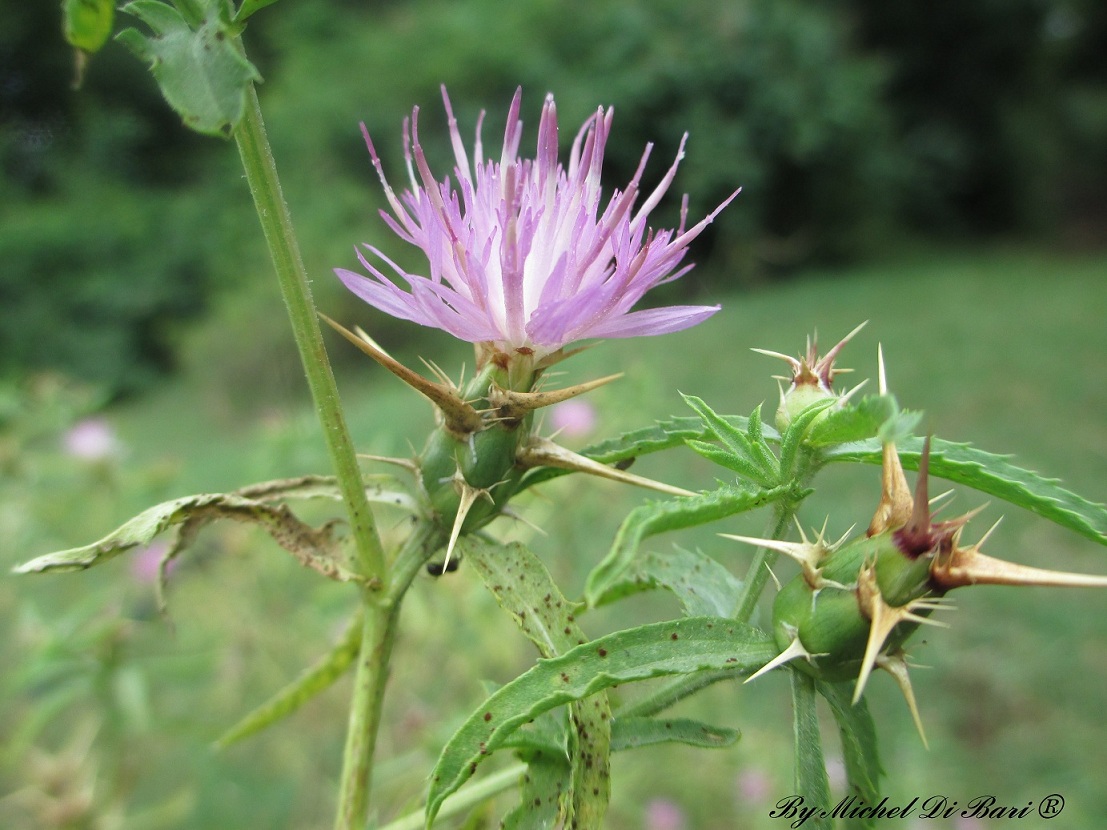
[12,479,403,581]
[817,680,882,811]
[214,608,363,749]
[584,485,789,608]
[825,436,1107,546]
[459,536,611,827]
[116,0,260,137]
[63,0,115,54]
[425,617,775,825]
[790,672,833,830]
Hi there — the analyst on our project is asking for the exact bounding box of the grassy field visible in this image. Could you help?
[2,245,1105,829]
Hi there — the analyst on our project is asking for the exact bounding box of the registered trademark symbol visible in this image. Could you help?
[1038,794,1064,819]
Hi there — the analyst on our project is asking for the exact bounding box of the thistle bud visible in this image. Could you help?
[753,322,867,431]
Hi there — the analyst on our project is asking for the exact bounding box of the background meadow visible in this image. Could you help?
[3,1,1106,828]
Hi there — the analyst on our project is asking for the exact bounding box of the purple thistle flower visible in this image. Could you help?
[337,87,737,362]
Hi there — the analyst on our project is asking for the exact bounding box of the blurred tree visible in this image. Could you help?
[835,0,1107,233]
[3,0,1104,396]
[1,3,222,396]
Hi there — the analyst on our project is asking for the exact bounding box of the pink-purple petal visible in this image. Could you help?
[336,88,735,357]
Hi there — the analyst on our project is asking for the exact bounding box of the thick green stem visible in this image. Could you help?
[335,523,443,830]
[233,82,385,582]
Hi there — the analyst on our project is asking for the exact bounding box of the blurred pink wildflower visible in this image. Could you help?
[337,87,737,360]
[548,398,598,439]
[130,540,175,585]
[644,798,688,830]
[63,417,122,461]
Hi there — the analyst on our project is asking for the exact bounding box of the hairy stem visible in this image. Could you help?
[335,523,444,830]
[233,82,385,582]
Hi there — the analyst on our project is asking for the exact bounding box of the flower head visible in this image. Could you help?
[337,87,737,363]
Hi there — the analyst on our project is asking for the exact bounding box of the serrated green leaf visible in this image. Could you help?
[14,491,357,581]
[585,485,787,608]
[63,0,115,53]
[817,680,882,813]
[117,0,259,136]
[214,608,363,748]
[425,617,775,825]
[791,671,833,830]
[806,395,907,448]
[586,547,744,618]
[686,440,777,487]
[611,716,740,751]
[682,394,754,458]
[516,414,776,494]
[683,394,779,484]
[458,536,610,828]
[824,436,1107,545]
[779,398,836,479]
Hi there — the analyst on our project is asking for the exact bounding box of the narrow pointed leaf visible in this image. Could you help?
[234,0,281,22]
[683,394,778,482]
[425,617,775,825]
[214,609,363,748]
[824,436,1107,545]
[686,439,776,486]
[516,414,777,493]
[817,680,882,812]
[791,671,833,830]
[610,716,740,751]
[585,486,787,608]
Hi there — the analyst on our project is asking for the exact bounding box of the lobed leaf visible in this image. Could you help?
[824,436,1107,545]
[584,485,788,608]
[117,0,260,137]
[424,617,775,825]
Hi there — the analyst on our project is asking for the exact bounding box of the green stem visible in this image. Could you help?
[732,501,796,623]
[233,82,385,582]
[335,523,443,830]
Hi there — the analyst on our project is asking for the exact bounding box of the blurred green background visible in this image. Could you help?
[2,1,1106,828]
